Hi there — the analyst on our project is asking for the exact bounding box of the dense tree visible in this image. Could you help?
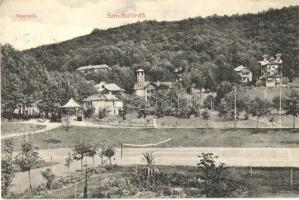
[248,97,271,129]
[1,139,15,197]
[1,45,96,119]
[284,90,299,128]
[215,81,232,107]
[217,87,249,119]
[1,44,48,118]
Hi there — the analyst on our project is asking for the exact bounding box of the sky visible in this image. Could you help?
[0,0,298,50]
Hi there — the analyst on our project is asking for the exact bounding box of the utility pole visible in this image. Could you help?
[290,168,293,188]
[120,143,123,159]
[50,155,53,172]
[178,94,180,110]
[234,85,237,129]
[83,164,88,198]
[279,63,282,130]
[145,89,148,103]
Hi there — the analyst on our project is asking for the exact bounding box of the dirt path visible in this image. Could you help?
[1,121,61,139]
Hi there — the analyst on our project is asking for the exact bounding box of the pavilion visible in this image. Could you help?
[60,98,83,125]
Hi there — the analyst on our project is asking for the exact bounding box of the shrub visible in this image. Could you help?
[41,168,55,189]
[84,107,94,118]
[98,109,107,119]
[201,110,210,120]
[178,108,191,118]
[197,153,227,197]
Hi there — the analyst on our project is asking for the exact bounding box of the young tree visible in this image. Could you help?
[248,97,271,129]
[1,139,15,197]
[272,96,281,115]
[14,136,41,190]
[197,153,225,197]
[86,144,97,168]
[203,95,215,110]
[72,143,89,171]
[215,81,232,107]
[284,90,299,128]
[102,147,115,165]
[65,152,73,173]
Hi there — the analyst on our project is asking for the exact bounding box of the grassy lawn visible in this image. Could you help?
[1,122,46,136]
[100,110,297,128]
[242,86,296,101]
[264,114,299,128]
[5,127,299,151]
[34,165,299,198]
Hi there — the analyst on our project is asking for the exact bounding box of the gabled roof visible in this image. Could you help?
[144,82,157,88]
[234,65,246,72]
[83,94,120,102]
[102,94,119,101]
[62,98,82,108]
[105,83,124,91]
[133,81,151,90]
[76,64,111,71]
[259,60,269,66]
[95,82,124,92]
[134,81,172,90]
[154,81,172,88]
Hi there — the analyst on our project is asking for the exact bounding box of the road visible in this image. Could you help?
[10,147,299,193]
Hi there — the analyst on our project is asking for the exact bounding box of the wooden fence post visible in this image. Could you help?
[50,155,53,172]
[171,138,173,148]
[250,162,253,176]
[121,143,123,159]
[74,184,77,199]
[291,168,293,188]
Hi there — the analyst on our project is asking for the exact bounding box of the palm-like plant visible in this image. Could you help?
[141,152,159,179]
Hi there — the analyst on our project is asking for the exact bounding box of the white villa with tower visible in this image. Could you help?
[259,53,283,87]
[133,69,172,101]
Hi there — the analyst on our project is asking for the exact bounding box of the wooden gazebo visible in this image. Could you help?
[60,98,83,125]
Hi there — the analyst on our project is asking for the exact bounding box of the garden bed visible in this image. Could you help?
[10,165,299,198]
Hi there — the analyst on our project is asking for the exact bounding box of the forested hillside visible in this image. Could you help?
[1,45,96,118]
[2,6,299,118]
[23,6,299,91]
